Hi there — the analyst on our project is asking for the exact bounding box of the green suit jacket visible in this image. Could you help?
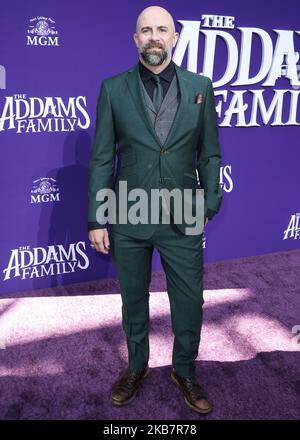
[88,62,222,239]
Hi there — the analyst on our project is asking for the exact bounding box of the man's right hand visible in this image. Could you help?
[89,229,110,254]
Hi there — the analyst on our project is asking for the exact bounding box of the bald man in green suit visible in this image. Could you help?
[88,6,222,415]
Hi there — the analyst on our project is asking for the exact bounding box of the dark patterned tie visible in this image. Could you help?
[152,74,163,113]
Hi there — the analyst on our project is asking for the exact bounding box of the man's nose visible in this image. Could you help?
[151,30,160,41]
[149,38,161,47]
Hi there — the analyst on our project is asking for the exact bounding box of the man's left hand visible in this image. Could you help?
[205,217,209,226]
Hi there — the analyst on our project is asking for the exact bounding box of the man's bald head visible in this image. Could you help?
[135,6,175,34]
[133,6,179,71]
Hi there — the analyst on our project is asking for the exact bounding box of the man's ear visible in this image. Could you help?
[173,32,179,48]
[133,33,138,47]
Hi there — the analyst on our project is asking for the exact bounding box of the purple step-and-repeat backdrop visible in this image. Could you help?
[1,0,299,296]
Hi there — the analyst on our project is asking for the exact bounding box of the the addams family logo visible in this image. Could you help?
[0,94,90,133]
[173,14,300,126]
[31,177,60,204]
[283,213,300,240]
[3,242,89,281]
[27,16,59,46]
[219,165,233,192]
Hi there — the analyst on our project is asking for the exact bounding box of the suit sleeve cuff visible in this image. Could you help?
[88,221,106,231]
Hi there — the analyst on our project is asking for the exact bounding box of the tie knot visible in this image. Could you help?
[152,74,161,85]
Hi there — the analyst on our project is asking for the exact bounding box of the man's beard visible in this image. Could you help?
[140,42,168,66]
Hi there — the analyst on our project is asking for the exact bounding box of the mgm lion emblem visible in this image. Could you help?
[27,18,58,36]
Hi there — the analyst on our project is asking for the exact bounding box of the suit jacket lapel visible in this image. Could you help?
[126,64,162,148]
[163,63,189,148]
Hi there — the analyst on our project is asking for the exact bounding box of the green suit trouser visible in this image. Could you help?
[109,216,204,379]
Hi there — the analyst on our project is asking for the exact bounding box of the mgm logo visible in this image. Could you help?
[27,16,59,46]
[31,177,60,204]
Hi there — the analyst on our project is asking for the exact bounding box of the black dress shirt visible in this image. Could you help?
[138,59,176,101]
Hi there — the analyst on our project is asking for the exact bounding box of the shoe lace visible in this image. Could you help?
[184,379,207,400]
[118,371,140,392]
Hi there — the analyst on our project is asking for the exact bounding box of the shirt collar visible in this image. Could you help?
[139,59,175,83]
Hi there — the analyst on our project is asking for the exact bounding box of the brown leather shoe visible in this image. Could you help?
[171,368,213,414]
[110,365,150,406]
